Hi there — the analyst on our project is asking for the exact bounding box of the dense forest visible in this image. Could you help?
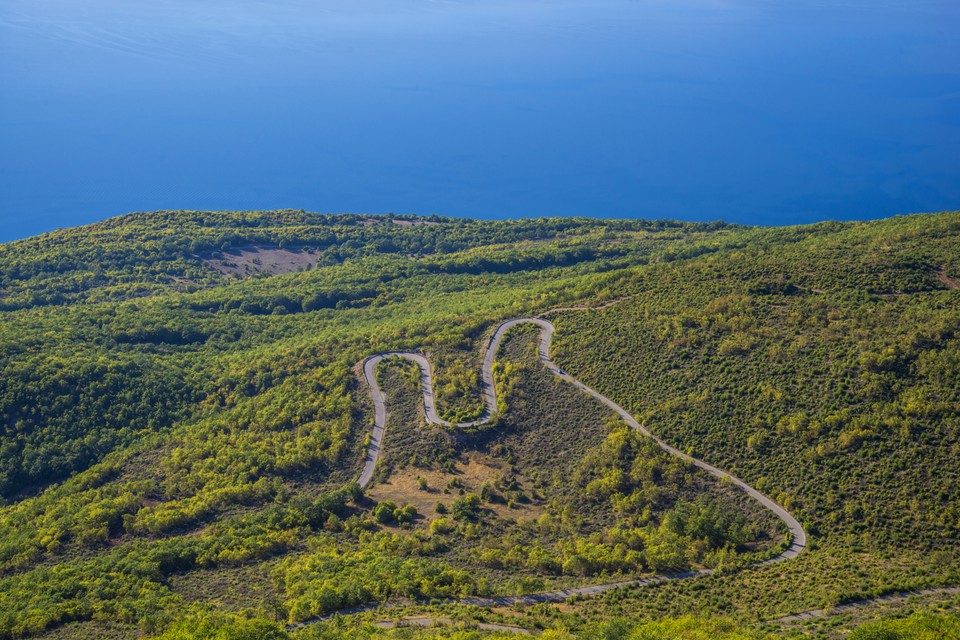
[0,210,957,639]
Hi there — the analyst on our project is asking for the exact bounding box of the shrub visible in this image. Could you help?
[451,494,482,521]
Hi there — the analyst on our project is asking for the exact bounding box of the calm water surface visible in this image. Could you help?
[1,0,958,241]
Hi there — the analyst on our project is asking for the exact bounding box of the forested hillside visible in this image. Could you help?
[0,210,957,639]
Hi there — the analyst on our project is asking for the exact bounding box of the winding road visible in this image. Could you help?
[361,318,805,559]
[346,317,806,621]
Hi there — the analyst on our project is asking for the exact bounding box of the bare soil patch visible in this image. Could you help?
[360,218,441,227]
[204,246,321,277]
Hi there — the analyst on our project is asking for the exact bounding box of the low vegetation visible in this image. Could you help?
[0,209,956,638]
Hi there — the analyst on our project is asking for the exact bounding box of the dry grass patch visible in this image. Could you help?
[204,245,321,277]
[368,452,547,524]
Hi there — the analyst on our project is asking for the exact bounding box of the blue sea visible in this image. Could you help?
[1,0,958,242]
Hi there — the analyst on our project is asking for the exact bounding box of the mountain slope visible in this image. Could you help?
[0,210,957,639]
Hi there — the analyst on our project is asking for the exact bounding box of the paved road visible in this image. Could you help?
[348,317,807,623]
[359,318,552,487]
[360,318,804,559]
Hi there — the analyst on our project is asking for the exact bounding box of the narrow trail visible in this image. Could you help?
[330,317,808,626]
[936,265,960,290]
[773,586,960,624]
[374,617,532,634]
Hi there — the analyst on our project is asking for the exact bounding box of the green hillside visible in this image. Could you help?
[0,210,957,639]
